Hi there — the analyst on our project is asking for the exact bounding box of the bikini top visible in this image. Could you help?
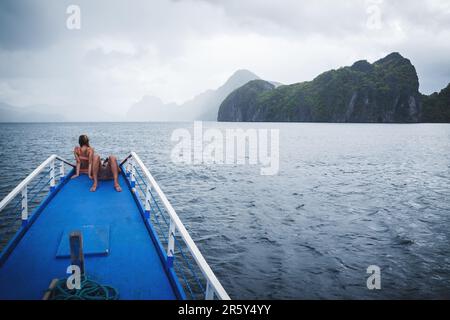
[75,146,91,170]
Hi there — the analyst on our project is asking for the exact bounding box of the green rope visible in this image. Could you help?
[47,276,119,300]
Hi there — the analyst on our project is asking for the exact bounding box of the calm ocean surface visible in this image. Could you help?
[0,122,450,299]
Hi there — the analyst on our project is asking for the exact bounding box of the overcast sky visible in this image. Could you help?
[0,0,449,116]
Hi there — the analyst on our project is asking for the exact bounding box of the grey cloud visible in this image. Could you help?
[0,0,449,118]
[0,0,68,50]
[187,0,450,38]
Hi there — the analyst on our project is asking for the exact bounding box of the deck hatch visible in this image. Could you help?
[56,225,110,258]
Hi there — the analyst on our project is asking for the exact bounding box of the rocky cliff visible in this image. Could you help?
[218,53,424,123]
[421,83,450,123]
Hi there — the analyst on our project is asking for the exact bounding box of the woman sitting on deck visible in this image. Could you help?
[71,134,122,193]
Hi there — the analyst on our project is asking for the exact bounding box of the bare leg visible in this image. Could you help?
[72,159,81,179]
[88,148,94,179]
[109,156,122,192]
[90,155,100,192]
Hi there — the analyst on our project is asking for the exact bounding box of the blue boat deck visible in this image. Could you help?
[0,174,178,300]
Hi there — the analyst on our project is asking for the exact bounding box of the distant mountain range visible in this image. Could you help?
[0,69,264,122]
[0,102,121,122]
[218,53,450,123]
[0,102,66,122]
[126,69,262,121]
[1,56,448,123]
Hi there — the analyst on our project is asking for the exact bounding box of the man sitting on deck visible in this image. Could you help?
[72,134,122,193]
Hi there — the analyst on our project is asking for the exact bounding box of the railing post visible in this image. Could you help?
[205,281,214,300]
[126,158,131,178]
[145,187,151,219]
[21,186,28,226]
[49,159,55,191]
[167,218,175,268]
[59,160,65,181]
[130,158,136,191]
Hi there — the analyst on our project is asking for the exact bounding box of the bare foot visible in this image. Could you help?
[90,183,98,192]
[71,174,79,180]
[114,184,122,192]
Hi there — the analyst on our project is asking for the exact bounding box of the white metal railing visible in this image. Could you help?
[0,153,229,300]
[122,152,230,300]
[0,154,73,226]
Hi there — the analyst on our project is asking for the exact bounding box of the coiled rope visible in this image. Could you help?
[47,276,119,300]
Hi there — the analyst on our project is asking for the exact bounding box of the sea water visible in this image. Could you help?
[0,122,449,299]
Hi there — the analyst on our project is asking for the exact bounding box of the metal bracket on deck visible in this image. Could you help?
[70,231,85,275]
